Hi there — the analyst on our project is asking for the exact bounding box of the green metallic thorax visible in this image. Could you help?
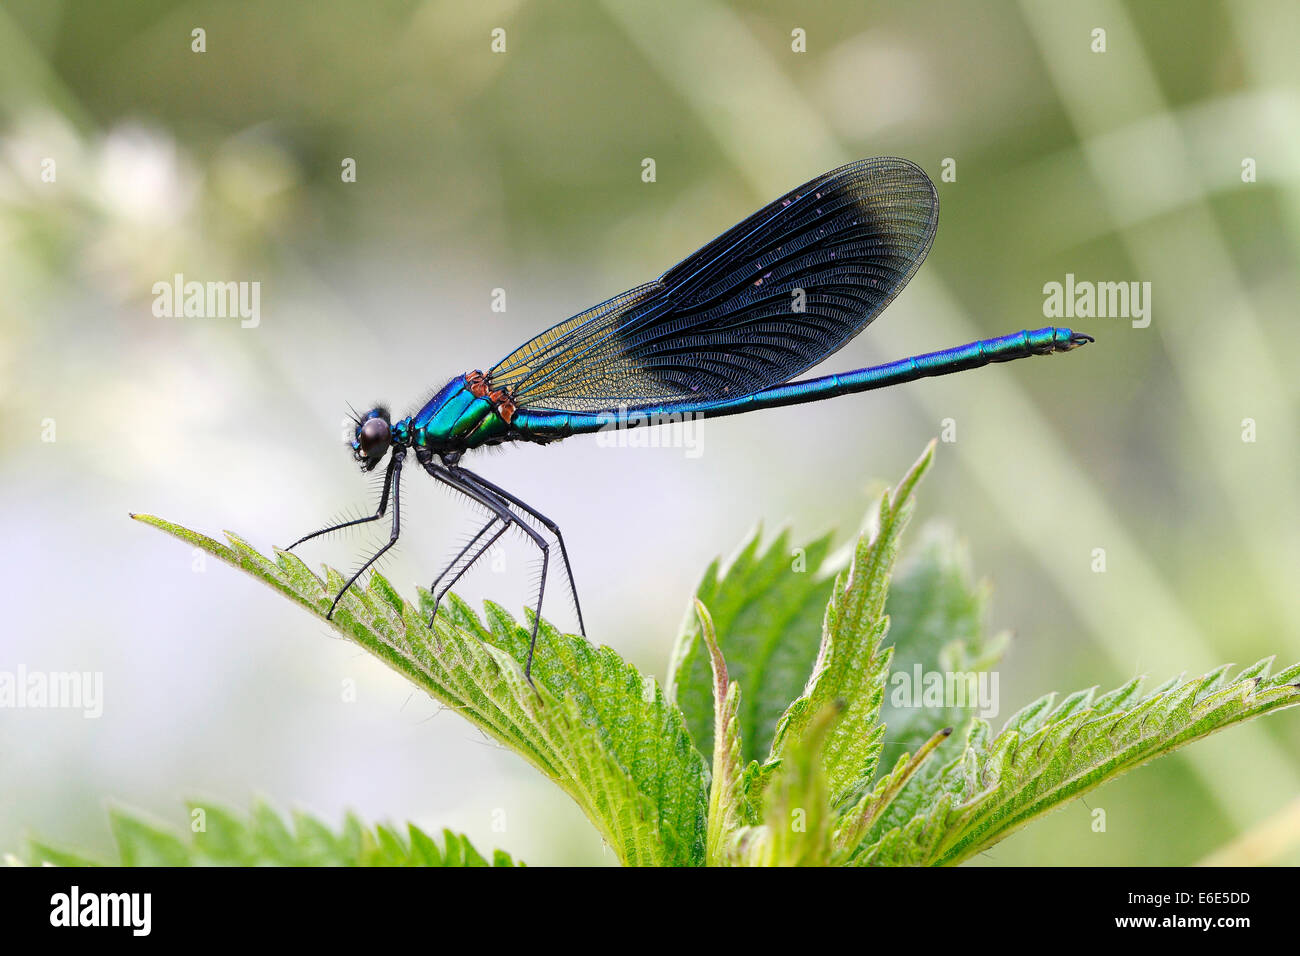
[409,377,512,453]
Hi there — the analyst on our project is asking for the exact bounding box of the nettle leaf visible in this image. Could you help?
[695,601,747,867]
[110,809,192,866]
[13,802,521,867]
[854,658,1300,866]
[876,524,1008,775]
[738,703,844,866]
[669,527,835,764]
[130,515,709,867]
[120,443,1300,869]
[768,442,934,808]
[833,726,952,861]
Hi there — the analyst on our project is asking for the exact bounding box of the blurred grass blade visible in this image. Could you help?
[1197,794,1300,867]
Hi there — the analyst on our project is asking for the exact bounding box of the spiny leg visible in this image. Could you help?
[430,517,499,596]
[429,521,509,625]
[327,449,405,619]
[528,542,549,685]
[454,466,585,638]
[446,467,551,683]
[422,459,551,684]
[286,452,398,551]
[427,516,501,625]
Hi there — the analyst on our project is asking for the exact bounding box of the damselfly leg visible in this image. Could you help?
[454,466,586,638]
[426,517,508,628]
[285,452,399,550]
[421,459,556,684]
[285,449,406,619]
[324,448,405,618]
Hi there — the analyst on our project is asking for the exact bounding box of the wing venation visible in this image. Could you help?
[489,158,939,413]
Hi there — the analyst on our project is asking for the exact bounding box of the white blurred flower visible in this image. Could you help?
[817,33,934,140]
[88,123,199,227]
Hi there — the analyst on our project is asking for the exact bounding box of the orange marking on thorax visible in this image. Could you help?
[464,370,517,424]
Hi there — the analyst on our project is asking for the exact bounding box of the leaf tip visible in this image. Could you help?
[695,599,727,684]
[693,597,712,626]
[885,440,938,512]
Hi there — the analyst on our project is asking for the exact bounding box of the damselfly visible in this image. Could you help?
[288,158,1092,680]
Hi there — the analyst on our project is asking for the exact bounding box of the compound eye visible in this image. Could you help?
[358,417,390,455]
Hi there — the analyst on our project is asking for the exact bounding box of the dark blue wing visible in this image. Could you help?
[489,158,939,412]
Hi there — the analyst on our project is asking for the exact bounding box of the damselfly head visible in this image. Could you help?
[350,406,391,471]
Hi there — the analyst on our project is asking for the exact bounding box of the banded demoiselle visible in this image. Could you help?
[288,158,1092,680]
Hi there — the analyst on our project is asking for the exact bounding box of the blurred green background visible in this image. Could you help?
[2,0,1298,866]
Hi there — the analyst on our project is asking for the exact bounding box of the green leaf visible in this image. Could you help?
[251,800,300,863]
[110,808,192,866]
[13,803,521,867]
[876,524,1008,775]
[130,514,708,867]
[111,444,1300,869]
[407,823,445,866]
[188,802,260,864]
[854,658,1300,865]
[429,828,491,867]
[768,441,934,807]
[288,814,344,864]
[669,527,836,764]
[696,600,746,866]
[739,702,844,866]
[833,726,952,861]
[16,842,102,867]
